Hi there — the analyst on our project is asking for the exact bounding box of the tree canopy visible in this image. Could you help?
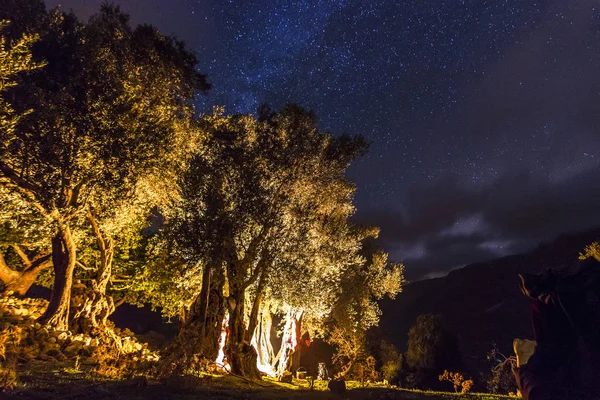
[0,0,404,382]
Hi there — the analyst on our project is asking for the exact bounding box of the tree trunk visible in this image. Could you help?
[0,249,51,297]
[274,308,303,377]
[226,264,261,380]
[38,225,76,331]
[158,264,225,376]
[71,210,116,333]
[250,301,276,376]
[70,245,115,333]
[244,268,267,343]
[290,313,303,372]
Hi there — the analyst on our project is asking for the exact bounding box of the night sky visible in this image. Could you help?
[45,0,600,281]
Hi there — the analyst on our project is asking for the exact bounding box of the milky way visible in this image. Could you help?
[44,0,600,279]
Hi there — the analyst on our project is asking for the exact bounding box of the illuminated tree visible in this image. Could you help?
[159,105,370,378]
[328,235,404,377]
[0,19,49,296]
[0,2,208,330]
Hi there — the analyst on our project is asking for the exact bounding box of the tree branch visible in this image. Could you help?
[11,244,32,268]
[12,245,51,273]
[76,261,95,271]
[86,207,106,252]
[114,296,127,308]
[243,262,265,290]
[0,251,19,284]
[0,161,49,218]
[27,254,52,272]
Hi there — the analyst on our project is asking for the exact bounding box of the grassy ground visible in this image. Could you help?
[4,366,514,400]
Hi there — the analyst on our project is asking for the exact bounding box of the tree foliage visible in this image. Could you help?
[0,1,209,330]
[0,0,405,382]
[328,236,404,377]
[405,314,461,388]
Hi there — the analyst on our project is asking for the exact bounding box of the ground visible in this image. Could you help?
[4,367,514,400]
[1,298,515,399]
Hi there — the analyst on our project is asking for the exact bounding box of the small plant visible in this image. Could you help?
[0,324,23,392]
[438,369,474,394]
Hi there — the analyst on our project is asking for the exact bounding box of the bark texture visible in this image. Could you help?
[71,210,115,333]
[38,225,77,331]
[225,256,262,380]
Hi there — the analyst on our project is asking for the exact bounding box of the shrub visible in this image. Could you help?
[0,325,21,392]
[438,370,474,394]
[486,344,518,394]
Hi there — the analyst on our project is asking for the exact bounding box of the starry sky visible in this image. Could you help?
[45,0,600,281]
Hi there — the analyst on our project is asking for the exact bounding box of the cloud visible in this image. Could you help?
[357,163,600,281]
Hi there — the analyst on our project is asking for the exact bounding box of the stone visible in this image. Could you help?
[45,348,62,359]
[57,332,69,342]
[328,378,346,394]
[279,372,293,383]
[64,342,84,356]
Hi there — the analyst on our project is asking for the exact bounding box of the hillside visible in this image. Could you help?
[377,228,600,374]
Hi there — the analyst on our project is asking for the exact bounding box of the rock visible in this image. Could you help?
[328,378,346,394]
[279,372,293,383]
[45,348,62,359]
[64,342,83,356]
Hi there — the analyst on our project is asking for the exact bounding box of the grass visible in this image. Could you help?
[4,366,516,400]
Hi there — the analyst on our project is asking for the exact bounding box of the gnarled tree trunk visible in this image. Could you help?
[250,300,276,376]
[226,275,261,380]
[245,268,267,343]
[71,210,115,333]
[38,225,76,331]
[274,308,303,377]
[159,264,225,376]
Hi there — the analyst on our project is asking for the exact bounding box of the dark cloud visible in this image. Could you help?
[357,163,600,281]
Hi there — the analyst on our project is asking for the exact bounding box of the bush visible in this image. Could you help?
[438,370,473,394]
[486,344,518,394]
